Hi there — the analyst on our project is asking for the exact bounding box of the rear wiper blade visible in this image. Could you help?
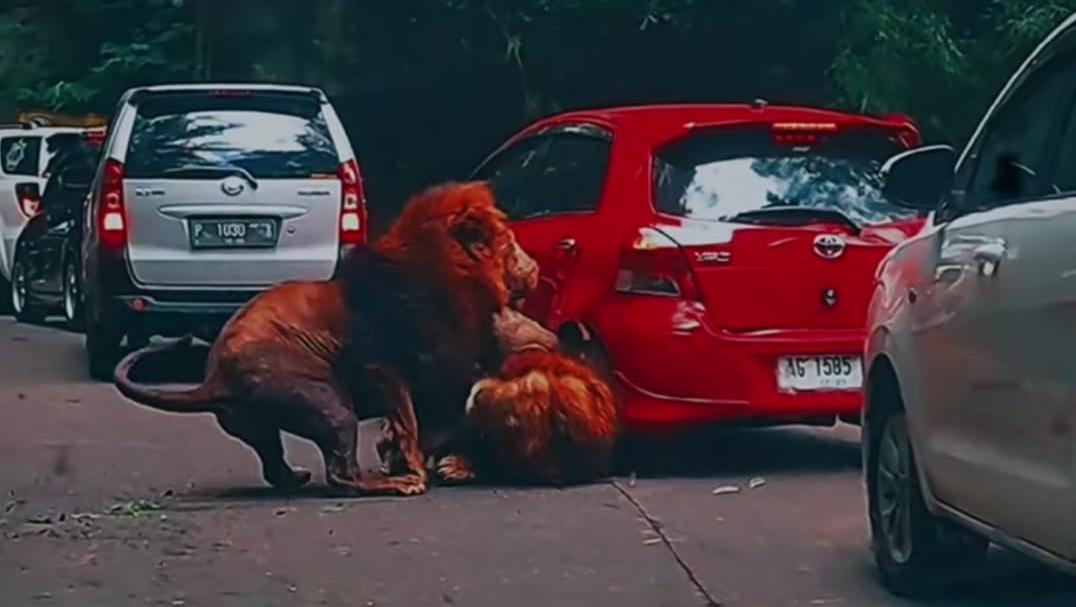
[721,206,861,234]
[163,164,259,190]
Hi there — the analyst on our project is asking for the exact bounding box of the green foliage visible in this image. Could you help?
[831,0,1076,140]
[2,0,1076,202]
[0,0,194,114]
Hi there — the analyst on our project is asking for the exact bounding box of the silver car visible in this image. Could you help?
[864,12,1076,597]
[81,83,365,380]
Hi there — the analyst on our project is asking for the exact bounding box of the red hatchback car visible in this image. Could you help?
[470,103,924,433]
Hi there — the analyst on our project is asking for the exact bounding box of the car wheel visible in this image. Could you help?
[85,293,124,382]
[869,411,988,597]
[0,275,12,314]
[10,256,46,324]
[62,257,84,330]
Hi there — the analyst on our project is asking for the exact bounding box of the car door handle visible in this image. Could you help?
[554,238,577,251]
[973,242,1006,277]
[972,242,1006,263]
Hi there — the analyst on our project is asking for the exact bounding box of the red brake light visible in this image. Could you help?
[615,227,700,300]
[83,128,106,147]
[338,159,366,246]
[99,159,127,251]
[771,122,839,147]
[15,183,41,218]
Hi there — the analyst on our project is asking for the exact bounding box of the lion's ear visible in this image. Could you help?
[451,213,494,259]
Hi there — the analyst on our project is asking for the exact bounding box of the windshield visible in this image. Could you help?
[653,127,919,226]
[125,92,340,179]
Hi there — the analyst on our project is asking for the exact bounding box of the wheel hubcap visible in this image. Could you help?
[877,418,914,564]
[63,264,78,320]
[11,263,26,314]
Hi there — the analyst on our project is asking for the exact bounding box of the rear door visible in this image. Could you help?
[0,134,44,277]
[473,124,614,326]
[118,90,345,288]
[651,125,921,333]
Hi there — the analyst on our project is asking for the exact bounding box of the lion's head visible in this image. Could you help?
[374,181,538,310]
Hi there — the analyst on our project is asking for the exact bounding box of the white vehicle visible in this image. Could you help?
[0,124,97,304]
[864,11,1076,597]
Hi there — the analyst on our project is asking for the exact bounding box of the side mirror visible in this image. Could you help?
[880,144,956,211]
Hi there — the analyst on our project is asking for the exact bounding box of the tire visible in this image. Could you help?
[62,256,84,330]
[10,255,46,324]
[0,275,12,314]
[868,410,988,597]
[85,291,124,382]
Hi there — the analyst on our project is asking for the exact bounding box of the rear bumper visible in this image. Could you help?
[594,297,865,432]
[115,294,250,316]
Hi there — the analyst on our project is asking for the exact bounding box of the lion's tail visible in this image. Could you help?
[113,336,225,413]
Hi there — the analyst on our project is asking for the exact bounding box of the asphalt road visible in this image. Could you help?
[2,317,1075,607]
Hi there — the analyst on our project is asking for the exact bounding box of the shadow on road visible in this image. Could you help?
[616,424,860,479]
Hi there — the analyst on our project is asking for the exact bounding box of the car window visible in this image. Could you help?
[1046,81,1076,194]
[124,92,340,179]
[473,136,554,220]
[43,143,101,210]
[528,132,611,218]
[653,127,916,226]
[962,55,1075,209]
[1,136,42,176]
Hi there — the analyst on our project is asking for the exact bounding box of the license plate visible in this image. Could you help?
[189,218,278,249]
[776,355,863,392]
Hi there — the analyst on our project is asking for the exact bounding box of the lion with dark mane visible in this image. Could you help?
[113,182,538,497]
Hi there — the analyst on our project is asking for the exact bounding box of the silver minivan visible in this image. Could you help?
[82,83,366,380]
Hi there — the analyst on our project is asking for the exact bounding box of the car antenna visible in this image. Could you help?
[751,98,768,111]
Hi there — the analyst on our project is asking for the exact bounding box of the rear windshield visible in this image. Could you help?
[653,127,918,226]
[124,92,340,179]
[1,136,42,176]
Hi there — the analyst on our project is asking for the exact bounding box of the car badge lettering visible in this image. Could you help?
[694,250,731,264]
[813,234,846,260]
[221,176,245,197]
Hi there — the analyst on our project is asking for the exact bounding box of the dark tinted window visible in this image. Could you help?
[531,133,611,217]
[125,92,339,179]
[1,136,42,176]
[966,57,1074,207]
[476,129,611,220]
[474,136,554,219]
[653,127,916,226]
[42,142,102,210]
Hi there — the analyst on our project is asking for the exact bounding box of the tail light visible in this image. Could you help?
[338,159,366,246]
[615,227,700,300]
[98,159,127,251]
[771,122,838,147]
[83,128,107,147]
[15,183,41,218]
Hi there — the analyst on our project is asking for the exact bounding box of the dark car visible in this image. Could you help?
[10,133,102,328]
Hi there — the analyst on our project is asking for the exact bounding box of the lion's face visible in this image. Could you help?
[377,181,539,309]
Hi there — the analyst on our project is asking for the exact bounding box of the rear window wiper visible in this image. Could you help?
[162,164,259,190]
[720,206,861,234]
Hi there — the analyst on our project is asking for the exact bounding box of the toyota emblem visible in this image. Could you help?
[221,176,245,197]
[813,234,846,259]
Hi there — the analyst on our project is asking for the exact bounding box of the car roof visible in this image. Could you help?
[122,82,328,102]
[531,103,917,144]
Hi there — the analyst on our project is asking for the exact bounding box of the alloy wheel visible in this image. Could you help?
[877,417,914,565]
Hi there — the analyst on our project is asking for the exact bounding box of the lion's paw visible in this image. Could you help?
[436,454,477,485]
